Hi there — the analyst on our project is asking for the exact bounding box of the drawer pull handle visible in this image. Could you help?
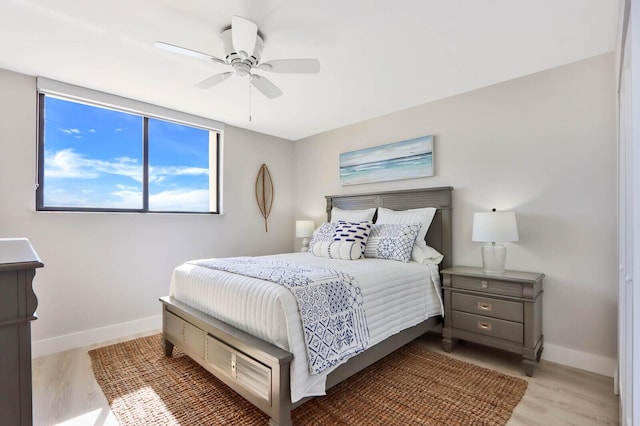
[480,280,489,289]
[478,321,492,331]
[478,302,492,311]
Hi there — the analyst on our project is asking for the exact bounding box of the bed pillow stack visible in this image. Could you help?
[308,205,443,264]
[308,220,372,260]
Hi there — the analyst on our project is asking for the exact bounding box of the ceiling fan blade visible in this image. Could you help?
[251,75,283,99]
[195,72,233,89]
[231,16,258,57]
[154,41,226,65]
[259,59,320,74]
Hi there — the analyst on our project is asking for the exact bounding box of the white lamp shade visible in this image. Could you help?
[472,211,519,243]
[295,220,315,238]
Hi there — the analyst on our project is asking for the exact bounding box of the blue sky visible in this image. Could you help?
[43,97,211,211]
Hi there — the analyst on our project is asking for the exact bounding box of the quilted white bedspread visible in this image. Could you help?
[169,252,443,403]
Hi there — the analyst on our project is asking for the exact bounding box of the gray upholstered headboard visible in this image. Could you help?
[325,187,453,269]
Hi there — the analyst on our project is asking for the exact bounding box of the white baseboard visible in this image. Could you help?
[32,316,618,380]
[543,342,617,378]
[31,314,162,358]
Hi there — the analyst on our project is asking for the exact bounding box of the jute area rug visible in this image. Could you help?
[89,334,527,425]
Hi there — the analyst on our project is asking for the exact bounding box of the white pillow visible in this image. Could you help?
[375,207,437,264]
[311,241,362,260]
[420,245,444,265]
[330,207,376,223]
[364,223,421,262]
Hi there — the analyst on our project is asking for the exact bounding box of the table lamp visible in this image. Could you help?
[295,220,315,252]
[472,209,519,274]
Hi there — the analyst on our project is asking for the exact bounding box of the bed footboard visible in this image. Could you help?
[160,296,294,426]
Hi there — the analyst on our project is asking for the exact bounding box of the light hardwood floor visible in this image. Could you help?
[32,331,619,425]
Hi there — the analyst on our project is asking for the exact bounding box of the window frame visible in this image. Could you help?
[35,79,223,214]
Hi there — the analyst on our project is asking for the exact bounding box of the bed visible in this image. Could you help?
[160,186,453,426]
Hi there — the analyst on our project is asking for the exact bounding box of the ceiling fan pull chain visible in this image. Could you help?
[249,76,252,122]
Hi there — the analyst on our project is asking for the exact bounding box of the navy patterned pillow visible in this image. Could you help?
[364,223,421,262]
[308,223,337,251]
[333,221,372,258]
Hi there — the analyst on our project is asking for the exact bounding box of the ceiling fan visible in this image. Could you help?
[155,16,320,99]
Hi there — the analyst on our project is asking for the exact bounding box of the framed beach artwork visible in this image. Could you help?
[339,135,434,185]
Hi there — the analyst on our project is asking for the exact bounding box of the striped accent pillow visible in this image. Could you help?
[333,221,372,258]
[311,241,362,260]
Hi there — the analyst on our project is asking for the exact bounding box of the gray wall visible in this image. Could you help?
[0,68,295,355]
[293,53,617,375]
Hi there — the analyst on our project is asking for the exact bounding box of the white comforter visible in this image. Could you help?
[169,252,443,402]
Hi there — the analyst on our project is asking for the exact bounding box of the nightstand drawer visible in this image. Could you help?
[451,293,523,322]
[451,311,523,344]
[451,275,523,297]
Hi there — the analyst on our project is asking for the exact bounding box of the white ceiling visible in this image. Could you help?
[0,0,620,141]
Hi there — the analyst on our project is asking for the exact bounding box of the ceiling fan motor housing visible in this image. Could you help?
[220,28,264,72]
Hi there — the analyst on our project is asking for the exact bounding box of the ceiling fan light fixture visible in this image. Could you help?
[233,62,251,76]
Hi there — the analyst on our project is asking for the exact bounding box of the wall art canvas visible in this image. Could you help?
[339,135,433,185]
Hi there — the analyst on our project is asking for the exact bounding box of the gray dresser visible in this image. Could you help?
[0,238,43,425]
[441,266,544,376]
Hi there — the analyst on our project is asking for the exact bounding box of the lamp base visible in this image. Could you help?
[480,243,507,274]
[300,237,310,252]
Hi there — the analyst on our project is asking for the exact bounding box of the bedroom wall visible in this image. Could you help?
[0,68,295,356]
[292,53,617,376]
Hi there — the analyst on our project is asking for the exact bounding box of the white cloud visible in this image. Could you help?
[44,183,209,211]
[149,188,209,212]
[110,187,142,209]
[59,128,82,139]
[43,149,211,211]
[44,185,92,207]
[45,149,209,184]
[149,165,209,182]
[45,149,99,178]
[45,149,142,181]
[60,128,80,135]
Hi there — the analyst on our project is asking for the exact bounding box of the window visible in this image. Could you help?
[36,79,222,213]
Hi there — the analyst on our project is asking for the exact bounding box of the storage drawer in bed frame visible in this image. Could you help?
[165,311,205,358]
[205,334,272,404]
[165,309,273,405]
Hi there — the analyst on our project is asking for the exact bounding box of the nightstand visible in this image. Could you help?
[441,266,544,376]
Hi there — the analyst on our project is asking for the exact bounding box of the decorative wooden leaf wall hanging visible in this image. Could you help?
[255,163,274,232]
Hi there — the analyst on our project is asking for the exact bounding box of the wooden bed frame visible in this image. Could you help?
[160,186,453,426]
